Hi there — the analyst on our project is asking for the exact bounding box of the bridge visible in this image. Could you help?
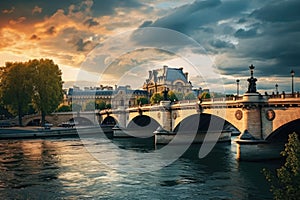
[98,93,300,141]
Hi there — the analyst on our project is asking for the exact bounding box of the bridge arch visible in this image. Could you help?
[174,113,232,133]
[69,117,93,126]
[101,116,118,125]
[126,115,160,138]
[266,118,300,143]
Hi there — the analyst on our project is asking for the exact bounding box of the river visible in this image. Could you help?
[0,135,281,199]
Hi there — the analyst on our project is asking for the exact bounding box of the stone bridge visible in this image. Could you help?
[99,93,300,141]
[21,111,100,126]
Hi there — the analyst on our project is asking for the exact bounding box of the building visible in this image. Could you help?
[67,85,147,109]
[143,65,192,96]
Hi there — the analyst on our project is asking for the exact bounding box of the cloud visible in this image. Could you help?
[2,7,15,14]
[83,18,99,27]
[30,34,41,40]
[32,6,42,15]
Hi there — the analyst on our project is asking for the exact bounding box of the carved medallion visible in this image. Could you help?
[265,109,275,121]
[173,112,177,119]
[235,110,243,120]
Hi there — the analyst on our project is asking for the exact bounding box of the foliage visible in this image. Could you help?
[167,91,183,101]
[57,105,72,112]
[184,92,196,100]
[137,97,149,105]
[150,92,163,104]
[95,100,111,110]
[199,92,211,99]
[0,62,33,125]
[29,59,63,125]
[263,132,300,200]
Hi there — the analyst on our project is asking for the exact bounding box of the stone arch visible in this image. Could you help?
[101,116,118,125]
[174,113,235,134]
[127,115,159,130]
[266,118,300,143]
[69,117,93,126]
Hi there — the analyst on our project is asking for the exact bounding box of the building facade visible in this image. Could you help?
[143,65,193,96]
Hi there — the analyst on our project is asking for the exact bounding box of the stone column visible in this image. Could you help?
[160,101,172,131]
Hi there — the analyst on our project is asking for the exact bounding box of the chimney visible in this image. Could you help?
[184,72,188,80]
[163,65,168,76]
[148,71,152,79]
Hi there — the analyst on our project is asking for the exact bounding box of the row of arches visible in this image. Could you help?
[101,114,300,144]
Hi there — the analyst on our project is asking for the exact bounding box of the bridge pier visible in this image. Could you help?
[159,101,172,131]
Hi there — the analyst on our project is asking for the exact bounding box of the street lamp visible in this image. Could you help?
[290,69,295,95]
[236,79,240,96]
[275,83,278,94]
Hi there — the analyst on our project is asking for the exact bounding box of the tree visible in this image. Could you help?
[0,62,33,126]
[150,93,163,104]
[199,92,211,99]
[263,132,300,200]
[137,97,149,105]
[95,100,108,110]
[57,105,71,112]
[184,92,196,100]
[29,59,63,126]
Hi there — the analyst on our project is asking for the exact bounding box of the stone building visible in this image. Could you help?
[143,65,193,96]
[67,85,147,109]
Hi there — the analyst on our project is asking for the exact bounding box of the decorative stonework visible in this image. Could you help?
[235,110,243,120]
[157,112,161,119]
[173,112,177,119]
[265,109,275,121]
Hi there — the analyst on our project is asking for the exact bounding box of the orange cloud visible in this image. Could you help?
[2,7,15,14]
[9,16,26,25]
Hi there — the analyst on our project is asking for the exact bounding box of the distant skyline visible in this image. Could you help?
[1,0,300,94]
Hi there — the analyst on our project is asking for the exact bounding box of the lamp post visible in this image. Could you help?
[290,69,295,95]
[246,64,257,93]
[236,79,240,96]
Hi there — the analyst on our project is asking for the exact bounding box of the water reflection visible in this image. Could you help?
[0,138,281,199]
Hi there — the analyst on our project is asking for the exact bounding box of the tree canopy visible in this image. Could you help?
[0,59,63,126]
[263,132,300,200]
[0,62,33,126]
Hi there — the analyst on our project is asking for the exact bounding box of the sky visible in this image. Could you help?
[1,0,300,94]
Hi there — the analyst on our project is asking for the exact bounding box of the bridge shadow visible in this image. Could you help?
[266,119,300,144]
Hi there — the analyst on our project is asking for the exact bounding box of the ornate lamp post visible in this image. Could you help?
[236,79,240,96]
[290,69,295,95]
[246,64,257,93]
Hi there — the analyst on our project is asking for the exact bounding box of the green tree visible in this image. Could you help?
[137,97,149,105]
[199,92,211,100]
[150,93,163,104]
[166,91,185,102]
[96,100,107,110]
[29,59,63,125]
[57,105,71,112]
[263,132,300,200]
[0,62,33,126]
[184,92,196,100]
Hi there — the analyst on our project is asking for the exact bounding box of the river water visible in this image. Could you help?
[0,135,281,200]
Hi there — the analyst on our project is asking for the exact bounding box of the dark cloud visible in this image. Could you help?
[84,18,99,27]
[251,0,300,22]
[92,0,144,16]
[234,28,258,38]
[45,26,56,35]
[143,0,249,33]
[210,39,235,49]
[30,34,40,40]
